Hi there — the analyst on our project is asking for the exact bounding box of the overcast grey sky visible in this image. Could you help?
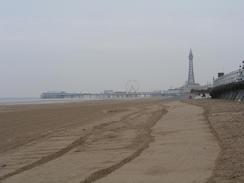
[0,0,244,97]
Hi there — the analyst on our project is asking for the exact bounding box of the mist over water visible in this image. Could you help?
[0,97,93,106]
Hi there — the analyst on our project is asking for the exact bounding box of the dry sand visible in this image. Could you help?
[96,101,219,183]
[0,99,221,183]
[189,99,244,183]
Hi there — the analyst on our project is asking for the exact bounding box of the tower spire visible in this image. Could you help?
[188,48,195,85]
[189,48,193,59]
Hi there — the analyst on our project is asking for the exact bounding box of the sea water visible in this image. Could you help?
[0,98,90,106]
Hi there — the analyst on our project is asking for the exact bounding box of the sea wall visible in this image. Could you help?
[210,81,244,101]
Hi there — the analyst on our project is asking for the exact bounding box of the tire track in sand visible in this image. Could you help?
[0,106,153,182]
[80,108,167,183]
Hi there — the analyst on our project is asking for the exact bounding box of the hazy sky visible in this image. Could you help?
[1,0,244,97]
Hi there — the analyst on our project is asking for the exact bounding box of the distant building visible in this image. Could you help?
[104,90,114,94]
[184,49,200,91]
[186,49,200,88]
[165,49,201,96]
[164,88,184,96]
[188,49,195,85]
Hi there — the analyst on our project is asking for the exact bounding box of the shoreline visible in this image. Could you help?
[0,96,170,106]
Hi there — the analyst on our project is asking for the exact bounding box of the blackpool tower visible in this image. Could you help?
[188,49,195,85]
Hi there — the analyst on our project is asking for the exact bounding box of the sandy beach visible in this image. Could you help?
[189,99,244,183]
[0,99,242,183]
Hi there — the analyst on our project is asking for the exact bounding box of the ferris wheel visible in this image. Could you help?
[125,80,140,93]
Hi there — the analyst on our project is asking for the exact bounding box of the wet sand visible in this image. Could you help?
[0,100,157,153]
[0,99,220,183]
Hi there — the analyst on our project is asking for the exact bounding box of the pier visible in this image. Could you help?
[40,91,162,100]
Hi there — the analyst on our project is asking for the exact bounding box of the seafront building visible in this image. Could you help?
[210,61,244,101]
